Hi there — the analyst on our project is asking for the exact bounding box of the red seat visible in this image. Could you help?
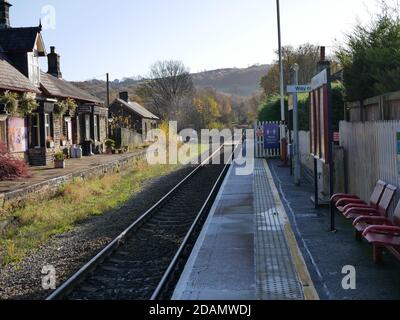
[363,224,400,264]
[343,184,397,220]
[354,200,400,232]
[364,232,400,247]
[333,180,386,213]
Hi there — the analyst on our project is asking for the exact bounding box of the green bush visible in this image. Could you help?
[258,95,288,124]
[337,4,400,101]
[54,152,65,161]
[105,139,116,149]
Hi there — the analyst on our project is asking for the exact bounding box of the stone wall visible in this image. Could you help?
[0,150,147,211]
[28,148,55,166]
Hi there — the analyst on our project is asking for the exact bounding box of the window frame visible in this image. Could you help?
[44,113,51,140]
[32,113,41,148]
[85,114,91,140]
[27,51,40,87]
[93,114,99,141]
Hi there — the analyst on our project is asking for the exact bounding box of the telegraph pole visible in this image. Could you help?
[276,0,289,167]
[106,73,110,108]
[106,73,111,139]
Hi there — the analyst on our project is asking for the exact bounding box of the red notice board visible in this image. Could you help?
[310,69,330,163]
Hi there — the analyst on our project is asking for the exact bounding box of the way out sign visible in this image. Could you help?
[287,85,312,93]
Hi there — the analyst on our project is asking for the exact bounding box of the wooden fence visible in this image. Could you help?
[299,131,314,172]
[112,127,144,150]
[254,121,281,158]
[347,90,400,122]
[340,121,400,216]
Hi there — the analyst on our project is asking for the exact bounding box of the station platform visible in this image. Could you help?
[172,159,318,300]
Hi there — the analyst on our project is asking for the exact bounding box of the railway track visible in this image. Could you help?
[47,144,233,300]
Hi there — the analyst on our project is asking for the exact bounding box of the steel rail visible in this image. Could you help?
[150,145,236,300]
[46,144,225,300]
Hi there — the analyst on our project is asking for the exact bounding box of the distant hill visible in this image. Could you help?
[191,64,270,96]
[72,64,270,102]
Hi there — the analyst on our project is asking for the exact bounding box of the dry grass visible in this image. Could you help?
[0,160,178,266]
[0,144,210,266]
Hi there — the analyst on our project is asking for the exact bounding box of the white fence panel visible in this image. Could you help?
[340,121,400,217]
[299,131,314,172]
[254,121,281,158]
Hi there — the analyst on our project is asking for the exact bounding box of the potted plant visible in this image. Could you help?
[54,151,66,169]
[123,145,129,153]
[0,91,18,115]
[46,137,55,149]
[105,139,115,155]
[19,93,38,116]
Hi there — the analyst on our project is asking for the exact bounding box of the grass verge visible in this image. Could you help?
[0,144,210,266]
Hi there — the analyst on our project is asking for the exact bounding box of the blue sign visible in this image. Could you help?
[264,123,280,149]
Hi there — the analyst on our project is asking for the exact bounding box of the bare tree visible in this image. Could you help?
[136,60,194,121]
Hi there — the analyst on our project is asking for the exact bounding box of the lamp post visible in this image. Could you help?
[292,63,300,186]
[276,0,285,133]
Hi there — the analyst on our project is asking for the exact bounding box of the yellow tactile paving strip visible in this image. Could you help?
[262,159,319,300]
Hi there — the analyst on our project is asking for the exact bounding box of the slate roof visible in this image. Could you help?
[0,27,44,54]
[114,98,159,120]
[40,72,102,104]
[0,53,40,93]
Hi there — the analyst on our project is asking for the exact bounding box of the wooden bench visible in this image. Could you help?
[331,180,386,214]
[363,204,400,263]
[343,185,396,220]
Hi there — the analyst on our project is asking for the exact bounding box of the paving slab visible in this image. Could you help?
[0,152,145,194]
[173,159,316,300]
[268,159,400,300]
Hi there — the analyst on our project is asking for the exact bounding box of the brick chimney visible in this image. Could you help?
[119,91,129,102]
[317,46,331,73]
[0,0,12,29]
[47,46,62,78]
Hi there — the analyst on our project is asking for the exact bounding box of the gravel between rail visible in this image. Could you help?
[0,164,197,300]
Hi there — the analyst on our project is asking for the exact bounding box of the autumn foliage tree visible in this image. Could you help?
[189,88,236,130]
[260,44,320,96]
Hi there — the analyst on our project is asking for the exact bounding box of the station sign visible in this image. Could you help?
[287,85,312,93]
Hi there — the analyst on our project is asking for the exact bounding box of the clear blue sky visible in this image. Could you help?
[11,0,379,81]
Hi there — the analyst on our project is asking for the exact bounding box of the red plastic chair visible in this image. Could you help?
[362,207,400,264]
[333,180,386,213]
[353,200,400,240]
[343,184,397,220]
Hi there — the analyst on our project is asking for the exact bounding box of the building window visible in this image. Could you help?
[85,114,91,140]
[28,51,40,87]
[94,115,98,141]
[31,114,40,148]
[44,113,51,139]
[64,117,72,142]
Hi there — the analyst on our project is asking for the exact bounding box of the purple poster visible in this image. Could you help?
[8,117,27,153]
[263,123,280,149]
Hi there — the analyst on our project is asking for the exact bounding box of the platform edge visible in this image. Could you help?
[262,159,320,301]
